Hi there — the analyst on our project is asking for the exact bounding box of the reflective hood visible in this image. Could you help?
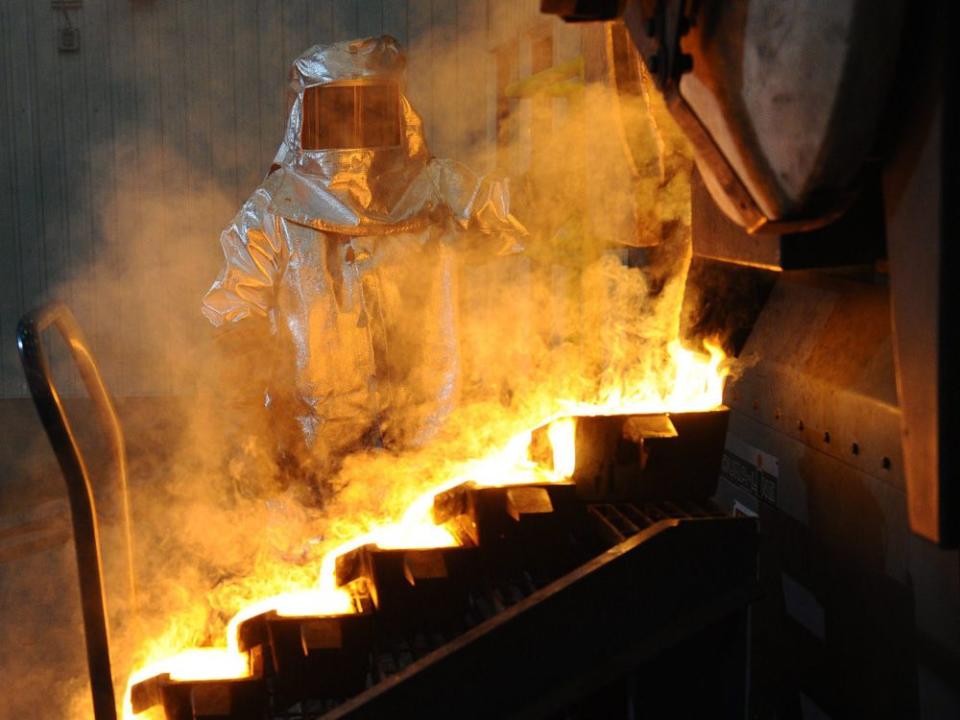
[269,35,435,233]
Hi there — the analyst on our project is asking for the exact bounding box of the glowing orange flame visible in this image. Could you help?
[547,418,577,478]
[121,340,727,718]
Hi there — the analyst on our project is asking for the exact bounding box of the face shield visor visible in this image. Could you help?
[300,80,402,151]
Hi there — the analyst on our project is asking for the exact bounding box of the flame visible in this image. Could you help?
[552,340,728,417]
[120,339,727,718]
[662,339,728,411]
[547,418,577,478]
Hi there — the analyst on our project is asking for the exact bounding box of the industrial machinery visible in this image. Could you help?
[540,0,959,717]
[18,306,757,719]
[14,1,957,718]
[544,0,956,545]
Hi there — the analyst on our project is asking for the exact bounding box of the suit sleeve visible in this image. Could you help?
[429,158,527,252]
[202,186,287,326]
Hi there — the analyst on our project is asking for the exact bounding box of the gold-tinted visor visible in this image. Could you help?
[301,81,401,150]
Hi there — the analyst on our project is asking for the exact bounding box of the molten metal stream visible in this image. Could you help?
[121,340,727,719]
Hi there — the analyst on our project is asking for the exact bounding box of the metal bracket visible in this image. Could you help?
[52,0,82,52]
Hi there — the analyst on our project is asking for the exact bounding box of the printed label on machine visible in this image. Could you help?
[720,435,779,506]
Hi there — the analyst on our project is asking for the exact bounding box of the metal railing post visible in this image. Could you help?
[17,302,139,720]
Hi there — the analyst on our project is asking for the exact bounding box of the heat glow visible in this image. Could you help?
[121,339,727,719]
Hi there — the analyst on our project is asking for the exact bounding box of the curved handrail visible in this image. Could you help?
[17,301,138,720]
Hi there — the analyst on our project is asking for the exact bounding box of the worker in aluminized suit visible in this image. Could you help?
[202,36,523,501]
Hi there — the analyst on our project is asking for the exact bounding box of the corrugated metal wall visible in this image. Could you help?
[0,0,557,398]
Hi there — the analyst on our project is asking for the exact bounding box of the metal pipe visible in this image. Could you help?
[17,302,139,720]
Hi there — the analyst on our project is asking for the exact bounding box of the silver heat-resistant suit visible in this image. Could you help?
[202,36,523,477]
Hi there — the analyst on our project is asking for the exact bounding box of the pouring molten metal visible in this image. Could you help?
[122,339,727,719]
